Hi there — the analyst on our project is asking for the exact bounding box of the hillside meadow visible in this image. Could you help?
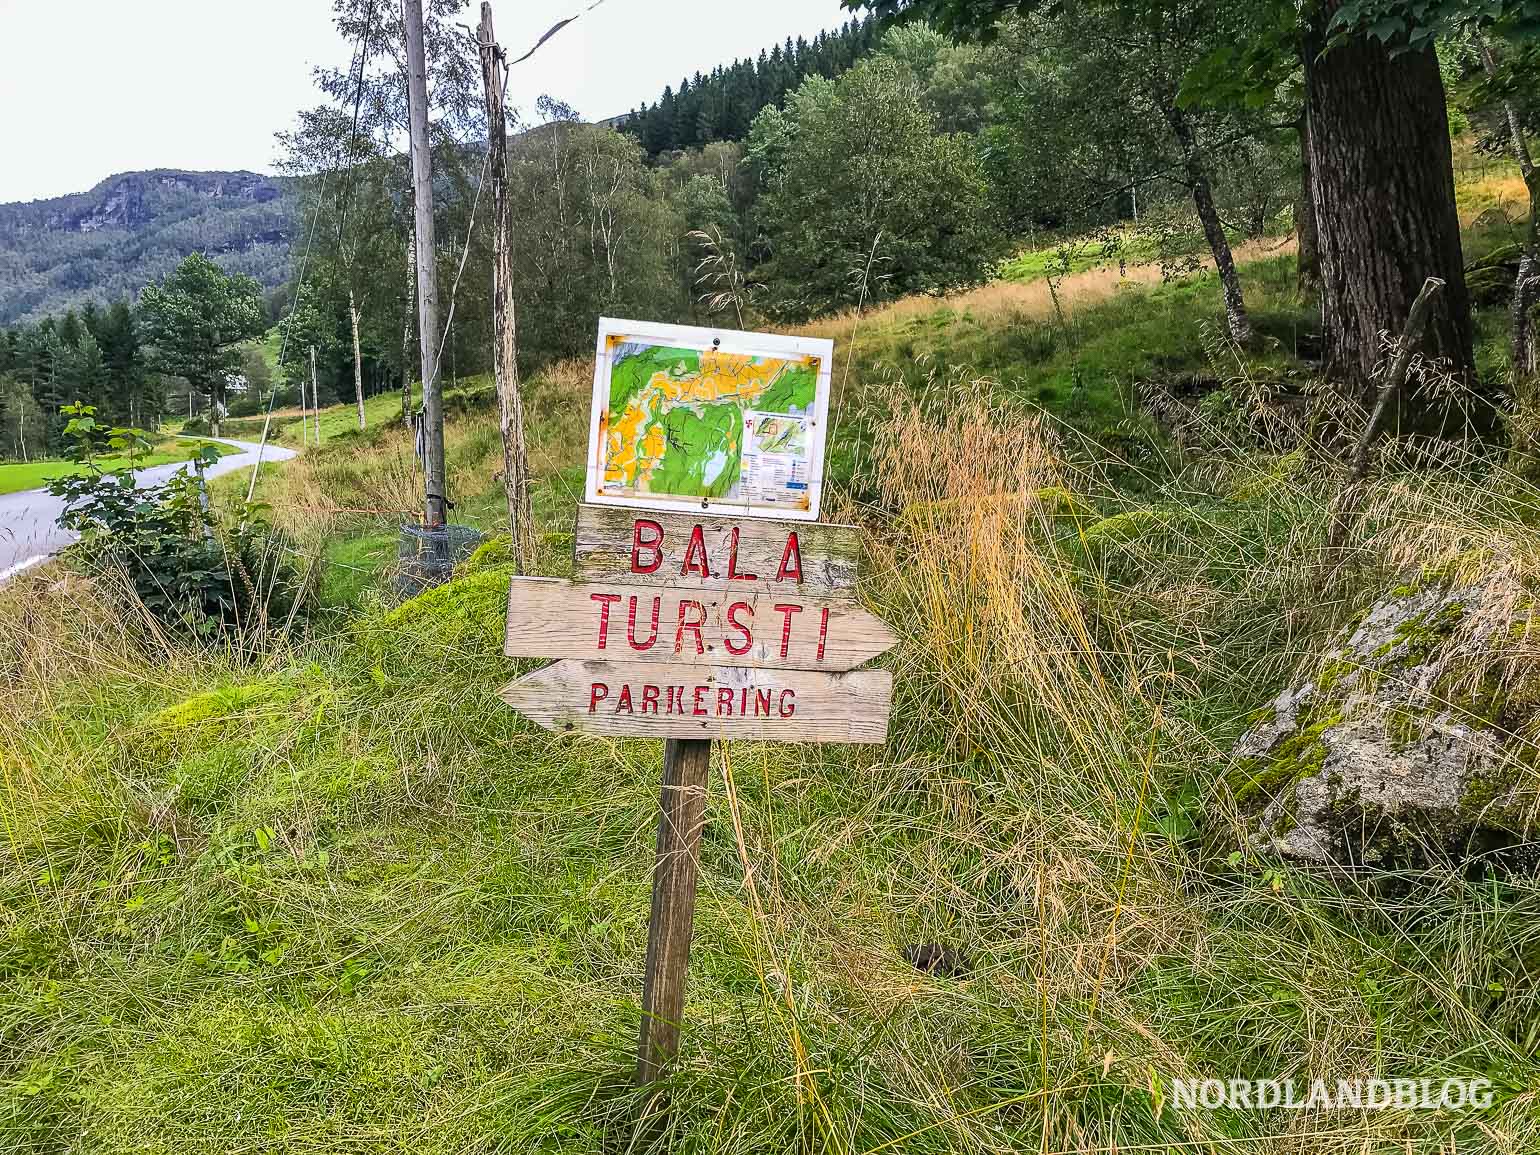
[6,206,1540,1153]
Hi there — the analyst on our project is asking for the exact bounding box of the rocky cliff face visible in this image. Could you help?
[0,170,293,324]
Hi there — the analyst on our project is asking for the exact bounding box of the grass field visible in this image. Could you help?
[221,389,423,449]
[5,172,1540,1152]
[0,437,234,496]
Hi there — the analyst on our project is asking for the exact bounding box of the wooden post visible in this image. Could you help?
[309,345,319,446]
[350,287,367,431]
[402,225,415,427]
[403,0,448,527]
[477,1,534,573]
[636,737,712,1085]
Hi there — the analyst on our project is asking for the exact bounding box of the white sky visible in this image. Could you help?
[0,0,856,204]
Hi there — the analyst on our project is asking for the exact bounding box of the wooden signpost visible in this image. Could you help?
[500,319,894,1086]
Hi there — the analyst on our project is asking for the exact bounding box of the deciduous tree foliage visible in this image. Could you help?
[846,0,1531,428]
[747,57,999,319]
[138,254,265,438]
[508,120,686,367]
[279,106,410,428]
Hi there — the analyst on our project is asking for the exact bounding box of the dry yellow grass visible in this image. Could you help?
[801,235,1299,345]
[1458,173,1533,225]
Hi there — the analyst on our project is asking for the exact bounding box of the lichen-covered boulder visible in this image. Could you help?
[1231,575,1540,868]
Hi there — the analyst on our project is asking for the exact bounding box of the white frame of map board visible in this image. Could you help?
[585,317,835,522]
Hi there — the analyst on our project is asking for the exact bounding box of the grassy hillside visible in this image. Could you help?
[5,170,1539,1152]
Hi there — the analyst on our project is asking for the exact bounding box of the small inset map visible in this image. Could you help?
[751,415,809,457]
[588,320,832,519]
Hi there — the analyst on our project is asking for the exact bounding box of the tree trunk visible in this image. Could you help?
[402,232,415,427]
[350,288,366,431]
[478,2,535,573]
[1478,33,1538,383]
[1515,209,1539,381]
[1296,114,1320,295]
[1163,102,1252,345]
[1303,4,1483,432]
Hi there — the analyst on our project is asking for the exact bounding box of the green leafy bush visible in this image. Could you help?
[46,401,311,638]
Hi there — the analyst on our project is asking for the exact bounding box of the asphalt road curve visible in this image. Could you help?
[0,437,298,583]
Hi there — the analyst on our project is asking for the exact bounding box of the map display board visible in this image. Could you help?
[586,318,834,522]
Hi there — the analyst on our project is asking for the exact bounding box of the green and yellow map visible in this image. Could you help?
[596,336,821,511]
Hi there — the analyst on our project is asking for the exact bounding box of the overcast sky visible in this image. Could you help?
[0,0,856,204]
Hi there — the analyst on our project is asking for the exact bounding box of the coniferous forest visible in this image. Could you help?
[619,17,883,153]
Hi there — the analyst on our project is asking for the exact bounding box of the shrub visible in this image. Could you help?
[46,402,313,639]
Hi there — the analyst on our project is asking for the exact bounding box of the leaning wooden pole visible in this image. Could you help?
[1325,276,1446,558]
[636,738,712,1085]
[477,1,534,573]
[403,0,448,527]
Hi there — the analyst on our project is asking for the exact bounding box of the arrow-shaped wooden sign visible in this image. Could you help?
[504,577,897,672]
[501,660,893,744]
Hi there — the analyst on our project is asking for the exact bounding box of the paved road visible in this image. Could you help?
[0,437,298,582]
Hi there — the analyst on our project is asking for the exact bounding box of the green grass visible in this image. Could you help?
[6,204,1540,1152]
[0,437,234,495]
[221,383,489,450]
[8,414,1538,1151]
[998,227,1162,282]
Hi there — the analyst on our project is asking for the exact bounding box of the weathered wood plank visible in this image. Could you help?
[504,577,896,672]
[635,737,711,1085]
[501,660,893,744]
[573,504,859,597]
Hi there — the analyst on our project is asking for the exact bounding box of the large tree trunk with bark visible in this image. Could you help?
[1515,208,1539,381]
[1164,103,1252,345]
[1303,5,1484,432]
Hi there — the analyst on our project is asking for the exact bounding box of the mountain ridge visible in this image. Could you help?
[0,169,294,325]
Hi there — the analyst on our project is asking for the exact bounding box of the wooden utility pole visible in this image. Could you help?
[476,1,533,572]
[403,0,448,527]
[635,738,713,1085]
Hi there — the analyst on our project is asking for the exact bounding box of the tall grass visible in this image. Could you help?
[7,254,1540,1151]
[7,362,1540,1151]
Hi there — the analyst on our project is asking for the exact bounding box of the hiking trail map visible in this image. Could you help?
[586,318,834,521]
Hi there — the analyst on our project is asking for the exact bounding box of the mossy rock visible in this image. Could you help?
[1231,574,1539,870]
[138,666,331,754]
[1080,509,1172,548]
